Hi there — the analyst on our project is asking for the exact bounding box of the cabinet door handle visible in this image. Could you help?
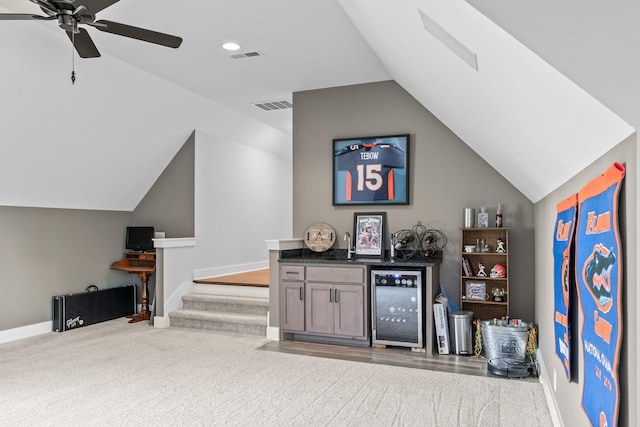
[334,289,339,303]
[299,286,304,301]
[329,288,334,302]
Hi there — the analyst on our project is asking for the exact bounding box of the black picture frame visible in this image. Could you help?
[333,134,409,205]
[353,212,386,258]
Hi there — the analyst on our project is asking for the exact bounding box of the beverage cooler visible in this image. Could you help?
[371,269,424,348]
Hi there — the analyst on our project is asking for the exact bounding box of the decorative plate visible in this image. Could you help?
[304,222,336,252]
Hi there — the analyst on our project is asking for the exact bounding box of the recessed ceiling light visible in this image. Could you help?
[222,42,241,51]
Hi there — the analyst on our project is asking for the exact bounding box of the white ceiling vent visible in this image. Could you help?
[252,100,293,111]
[230,51,263,59]
[418,9,478,71]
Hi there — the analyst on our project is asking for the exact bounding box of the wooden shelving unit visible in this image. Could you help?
[460,228,509,320]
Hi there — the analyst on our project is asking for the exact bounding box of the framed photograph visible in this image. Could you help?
[353,212,386,258]
[333,134,409,205]
[465,280,487,301]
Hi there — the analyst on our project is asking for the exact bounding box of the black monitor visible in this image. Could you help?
[125,226,155,252]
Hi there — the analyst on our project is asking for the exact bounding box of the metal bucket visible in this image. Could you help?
[480,320,530,361]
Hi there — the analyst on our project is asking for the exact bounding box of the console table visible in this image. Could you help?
[111,251,156,323]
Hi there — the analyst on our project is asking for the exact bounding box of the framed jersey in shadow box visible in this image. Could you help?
[333,134,409,205]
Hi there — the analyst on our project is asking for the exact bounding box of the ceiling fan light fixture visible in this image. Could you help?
[222,42,240,51]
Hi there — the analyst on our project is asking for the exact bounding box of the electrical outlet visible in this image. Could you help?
[553,369,557,391]
[262,249,267,259]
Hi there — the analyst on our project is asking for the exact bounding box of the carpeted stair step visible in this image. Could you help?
[169,309,267,336]
[181,294,268,316]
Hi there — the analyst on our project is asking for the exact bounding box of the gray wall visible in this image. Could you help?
[293,80,536,319]
[534,136,637,427]
[131,132,195,238]
[0,207,131,329]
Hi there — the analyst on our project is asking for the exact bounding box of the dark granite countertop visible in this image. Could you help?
[279,248,442,267]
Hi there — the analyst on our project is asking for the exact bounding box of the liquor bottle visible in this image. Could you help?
[496,203,503,227]
[477,205,489,228]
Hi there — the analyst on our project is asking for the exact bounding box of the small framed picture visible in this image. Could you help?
[465,280,487,301]
[353,212,386,258]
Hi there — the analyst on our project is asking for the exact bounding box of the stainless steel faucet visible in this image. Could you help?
[344,232,355,259]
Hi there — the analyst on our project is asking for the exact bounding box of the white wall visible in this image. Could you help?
[192,130,293,278]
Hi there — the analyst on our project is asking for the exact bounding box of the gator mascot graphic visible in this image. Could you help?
[583,244,616,313]
[575,162,624,427]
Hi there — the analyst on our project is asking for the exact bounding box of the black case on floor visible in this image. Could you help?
[52,285,137,332]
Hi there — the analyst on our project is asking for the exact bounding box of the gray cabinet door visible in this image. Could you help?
[305,283,334,334]
[334,284,364,337]
[306,282,365,337]
[281,281,305,332]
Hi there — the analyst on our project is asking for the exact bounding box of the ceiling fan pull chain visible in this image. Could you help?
[71,30,76,85]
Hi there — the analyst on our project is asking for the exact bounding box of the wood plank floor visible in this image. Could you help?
[258,340,538,382]
[194,268,269,287]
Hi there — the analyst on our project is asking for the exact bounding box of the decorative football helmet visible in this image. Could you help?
[490,264,506,278]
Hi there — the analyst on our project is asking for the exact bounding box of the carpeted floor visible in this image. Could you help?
[0,319,552,426]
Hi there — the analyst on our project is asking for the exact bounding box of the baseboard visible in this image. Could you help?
[537,352,564,427]
[0,321,52,344]
[266,326,280,341]
[153,316,171,329]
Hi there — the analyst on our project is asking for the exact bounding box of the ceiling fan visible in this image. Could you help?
[0,0,183,58]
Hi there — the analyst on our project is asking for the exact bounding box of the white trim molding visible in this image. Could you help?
[0,321,52,344]
[266,326,280,341]
[537,352,564,427]
[153,237,196,249]
[153,316,171,329]
[266,238,303,251]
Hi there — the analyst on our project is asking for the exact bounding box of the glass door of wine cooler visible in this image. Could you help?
[371,270,423,348]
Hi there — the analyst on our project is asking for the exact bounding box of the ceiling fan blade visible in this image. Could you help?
[81,0,121,14]
[66,27,101,58]
[94,20,182,48]
[0,14,43,20]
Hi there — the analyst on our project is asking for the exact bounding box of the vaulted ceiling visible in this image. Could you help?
[0,0,635,210]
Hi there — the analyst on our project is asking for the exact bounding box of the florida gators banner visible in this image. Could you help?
[576,162,625,427]
[554,194,577,380]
